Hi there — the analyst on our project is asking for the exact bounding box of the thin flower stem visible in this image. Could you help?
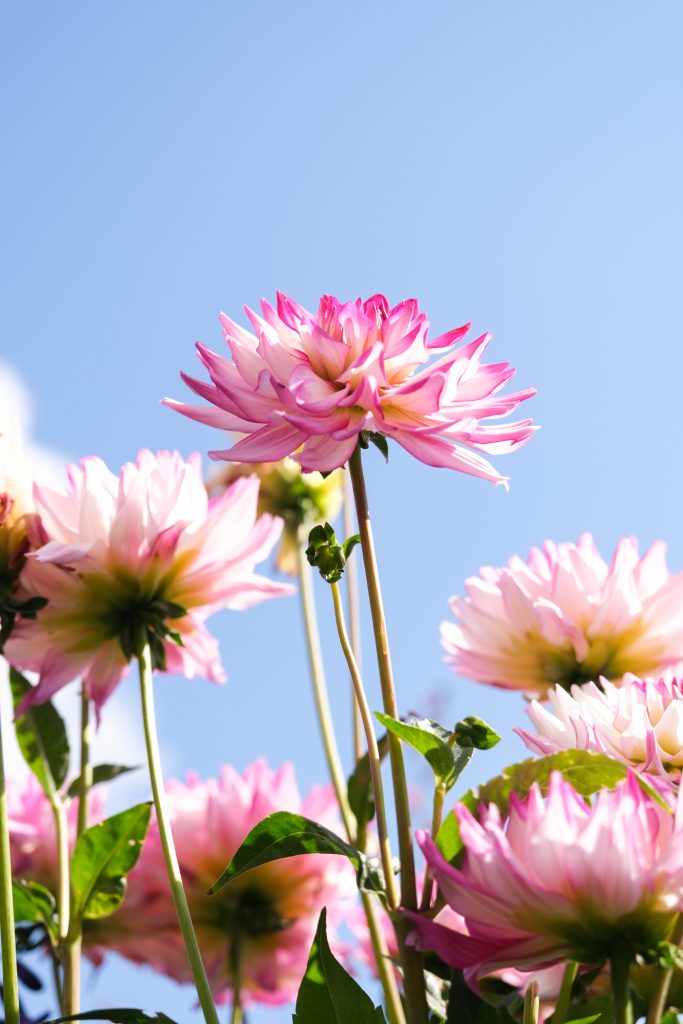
[331,581,399,911]
[230,942,243,1024]
[295,534,355,841]
[136,638,220,1024]
[523,981,540,1024]
[419,783,446,911]
[63,686,92,1014]
[343,476,364,764]
[50,785,71,1012]
[0,700,20,1024]
[77,685,91,837]
[297,543,404,1024]
[610,949,633,1024]
[553,961,578,1024]
[646,916,683,1024]
[348,445,429,1024]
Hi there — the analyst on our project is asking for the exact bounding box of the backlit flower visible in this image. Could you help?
[95,760,356,1006]
[408,773,683,979]
[165,292,536,484]
[207,457,343,575]
[519,674,683,780]
[5,450,292,711]
[442,534,683,697]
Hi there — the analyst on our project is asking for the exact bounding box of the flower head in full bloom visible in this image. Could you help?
[208,457,343,575]
[408,772,683,979]
[442,534,683,697]
[5,450,292,711]
[164,293,536,484]
[519,674,683,781]
[94,761,356,1006]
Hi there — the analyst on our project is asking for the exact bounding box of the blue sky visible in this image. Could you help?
[3,2,683,1020]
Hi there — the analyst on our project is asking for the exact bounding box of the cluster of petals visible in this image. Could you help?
[519,674,683,780]
[8,771,104,893]
[5,450,292,711]
[442,534,683,696]
[165,292,536,483]
[95,760,356,1006]
[408,772,683,979]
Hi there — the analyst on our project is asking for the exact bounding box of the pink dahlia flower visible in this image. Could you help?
[5,450,292,711]
[519,674,683,780]
[164,292,536,483]
[442,534,683,696]
[408,772,683,978]
[95,760,356,1006]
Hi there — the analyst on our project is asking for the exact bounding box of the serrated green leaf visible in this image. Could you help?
[207,811,386,896]
[293,908,387,1023]
[374,713,472,790]
[46,1011,180,1024]
[10,668,70,795]
[71,803,151,921]
[453,716,501,750]
[67,763,140,799]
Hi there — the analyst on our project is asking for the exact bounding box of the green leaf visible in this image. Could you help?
[67,763,140,799]
[71,803,151,921]
[647,940,683,970]
[374,713,472,790]
[10,668,70,795]
[293,908,387,1023]
[12,879,58,944]
[453,716,501,750]
[46,1011,180,1024]
[342,534,360,560]
[207,811,386,896]
[360,431,390,462]
[562,1017,601,1024]
[447,970,519,1024]
[436,752,627,865]
[347,732,389,835]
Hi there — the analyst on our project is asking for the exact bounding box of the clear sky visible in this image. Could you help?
[3,2,683,1021]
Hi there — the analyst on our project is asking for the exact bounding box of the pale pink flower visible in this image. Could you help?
[95,760,356,1007]
[407,772,683,979]
[9,770,105,893]
[5,450,292,711]
[442,534,683,697]
[164,292,536,484]
[519,674,683,780]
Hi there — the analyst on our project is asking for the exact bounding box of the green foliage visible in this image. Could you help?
[374,713,472,791]
[67,763,140,798]
[47,1012,179,1024]
[70,803,151,921]
[305,522,359,583]
[358,431,390,462]
[453,716,501,750]
[207,811,387,896]
[10,668,70,795]
[446,970,519,1024]
[293,909,387,1023]
[12,879,57,945]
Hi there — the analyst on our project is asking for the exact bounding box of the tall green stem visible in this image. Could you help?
[347,446,428,1024]
[646,916,683,1024]
[296,533,355,840]
[553,961,578,1024]
[419,783,446,911]
[343,477,363,763]
[63,686,92,1014]
[136,638,220,1024]
[298,541,404,1024]
[0,700,20,1024]
[330,582,399,911]
[610,949,633,1024]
